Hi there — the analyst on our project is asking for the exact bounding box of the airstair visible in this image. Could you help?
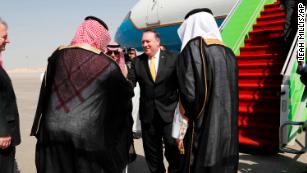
[221,0,307,152]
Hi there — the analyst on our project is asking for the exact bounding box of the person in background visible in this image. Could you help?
[125,48,137,73]
[298,61,307,87]
[128,29,180,173]
[106,41,128,78]
[0,17,21,173]
[106,42,137,163]
[31,16,133,173]
[159,45,167,51]
[176,8,239,173]
[124,47,142,139]
[127,48,137,60]
[281,0,306,48]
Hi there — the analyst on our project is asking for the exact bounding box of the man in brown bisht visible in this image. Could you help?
[31,16,133,173]
[176,9,239,173]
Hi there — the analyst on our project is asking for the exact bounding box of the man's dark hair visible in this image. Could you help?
[143,29,160,40]
[184,8,214,19]
[85,16,109,30]
[128,47,136,52]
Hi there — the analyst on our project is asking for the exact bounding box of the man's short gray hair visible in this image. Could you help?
[0,18,8,28]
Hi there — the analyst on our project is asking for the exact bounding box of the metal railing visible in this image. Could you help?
[219,0,242,32]
[280,121,307,154]
[279,8,307,154]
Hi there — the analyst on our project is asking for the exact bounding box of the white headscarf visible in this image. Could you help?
[177,11,222,51]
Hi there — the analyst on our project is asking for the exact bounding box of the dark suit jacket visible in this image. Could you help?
[128,50,178,123]
[298,64,307,85]
[0,67,21,146]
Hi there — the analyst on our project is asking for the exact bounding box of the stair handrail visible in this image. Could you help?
[279,120,307,154]
[221,0,271,55]
[232,0,267,53]
[219,0,242,32]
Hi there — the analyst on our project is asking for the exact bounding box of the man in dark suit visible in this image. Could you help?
[0,18,21,173]
[128,29,180,173]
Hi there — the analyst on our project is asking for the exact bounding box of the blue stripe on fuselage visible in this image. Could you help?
[115,18,224,52]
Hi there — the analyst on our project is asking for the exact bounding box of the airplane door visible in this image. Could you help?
[146,0,160,27]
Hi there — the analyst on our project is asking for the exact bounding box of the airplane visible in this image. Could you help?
[115,0,237,52]
[115,0,307,154]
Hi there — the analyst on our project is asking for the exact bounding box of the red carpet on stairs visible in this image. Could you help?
[237,1,286,151]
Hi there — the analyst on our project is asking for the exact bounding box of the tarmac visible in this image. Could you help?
[9,72,307,173]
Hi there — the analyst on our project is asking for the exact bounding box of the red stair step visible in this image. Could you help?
[244,37,284,46]
[238,119,279,131]
[253,25,284,32]
[264,2,281,10]
[237,54,284,61]
[239,68,282,74]
[239,136,278,148]
[239,123,279,133]
[239,84,281,96]
[239,75,282,85]
[238,72,282,79]
[260,11,285,19]
[239,128,279,140]
[238,61,284,67]
[257,12,285,23]
[255,18,285,26]
[240,125,279,137]
[239,121,279,132]
[239,83,281,88]
[239,112,280,121]
[239,89,281,98]
[237,57,285,65]
[249,29,284,39]
[239,94,280,101]
[239,127,279,137]
[240,45,283,55]
[260,8,285,16]
[253,20,285,32]
[240,130,279,142]
[239,106,280,115]
[238,53,284,58]
[239,100,280,111]
[238,62,284,73]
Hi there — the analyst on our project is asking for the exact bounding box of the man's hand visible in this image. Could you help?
[176,139,185,155]
[0,136,12,149]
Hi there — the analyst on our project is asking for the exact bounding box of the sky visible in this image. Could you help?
[1,0,138,70]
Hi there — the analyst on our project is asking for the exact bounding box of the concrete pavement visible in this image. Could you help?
[9,72,307,173]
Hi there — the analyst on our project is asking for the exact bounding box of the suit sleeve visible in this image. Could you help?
[0,75,11,137]
[127,58,137,87]
[300,65,307,76]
